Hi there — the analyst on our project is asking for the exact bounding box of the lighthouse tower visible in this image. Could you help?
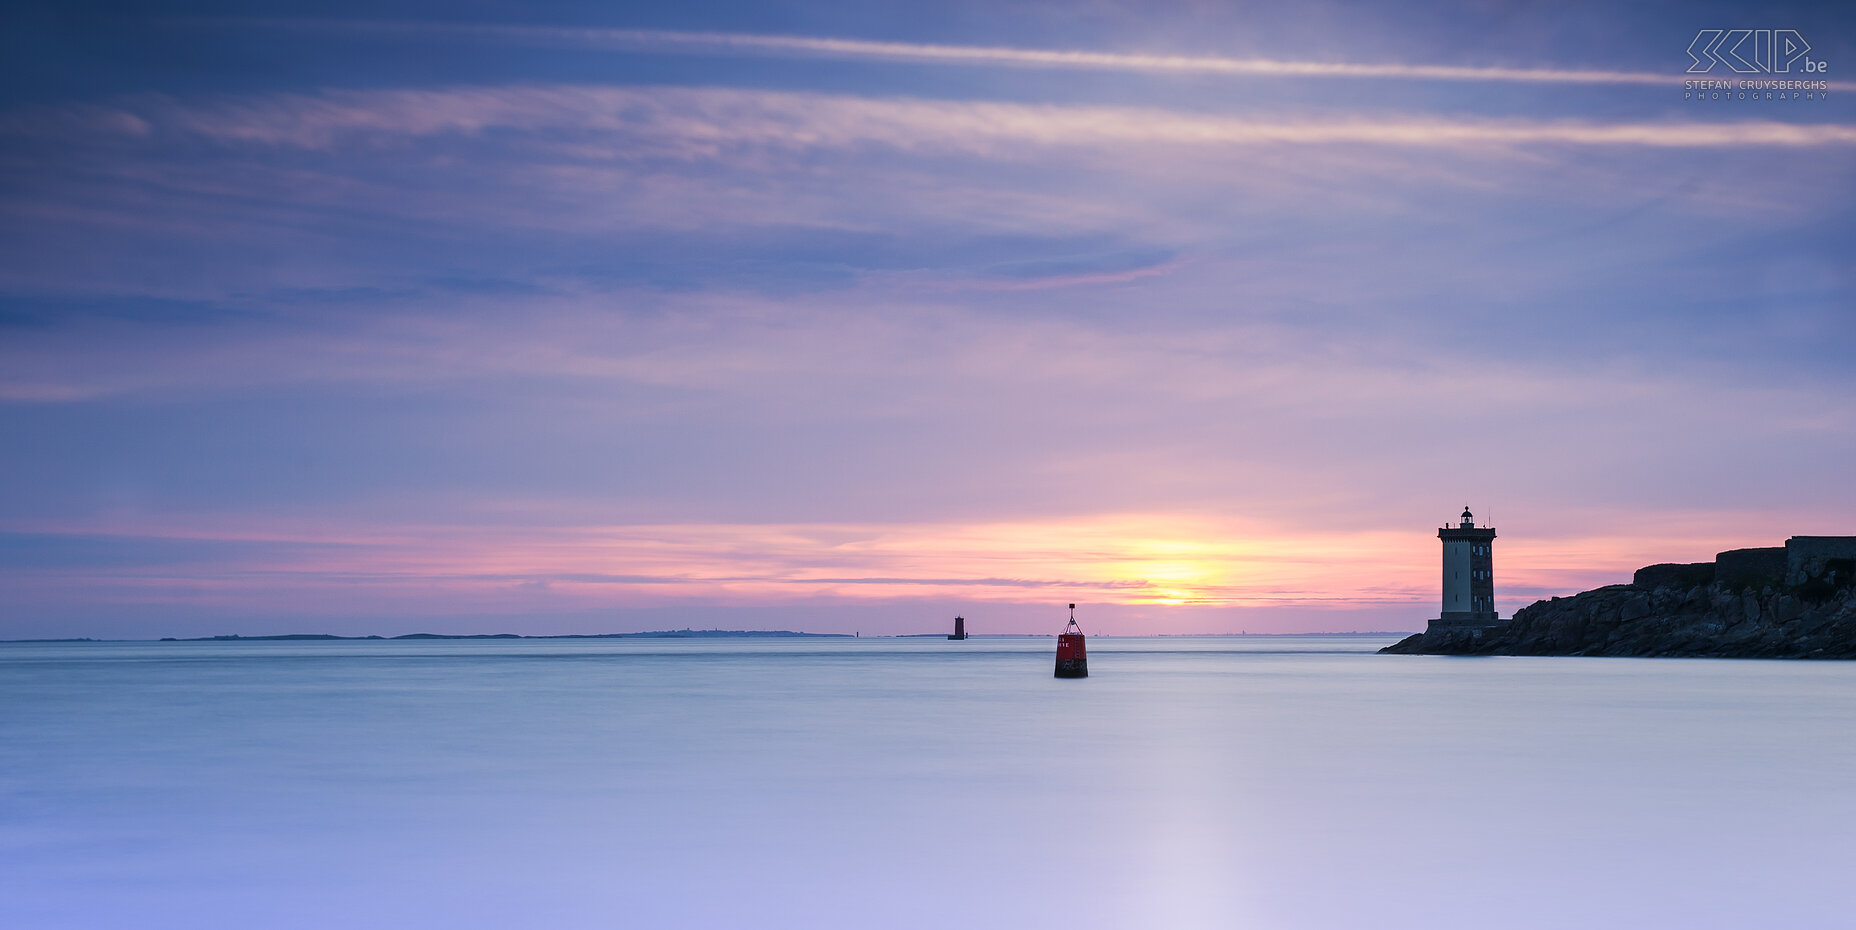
[1436,506,1499,630]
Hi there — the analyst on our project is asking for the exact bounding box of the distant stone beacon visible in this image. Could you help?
[1435,507,1500,631]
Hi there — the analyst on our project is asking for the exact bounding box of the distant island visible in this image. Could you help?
[154,629,851,642]
[1384,536,1856,659]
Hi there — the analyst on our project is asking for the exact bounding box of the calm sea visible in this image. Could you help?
[3,636,1853,929]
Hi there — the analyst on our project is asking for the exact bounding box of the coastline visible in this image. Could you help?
[1384,575,1856,659]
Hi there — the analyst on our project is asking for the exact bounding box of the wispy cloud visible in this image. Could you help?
[12,80,1842,305]
[243,20,1694,87]
[49,85,1856,152]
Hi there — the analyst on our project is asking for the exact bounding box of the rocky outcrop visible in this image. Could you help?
[1383,555,1856,659]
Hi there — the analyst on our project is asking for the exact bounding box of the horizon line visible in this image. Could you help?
[3,629,1421,643]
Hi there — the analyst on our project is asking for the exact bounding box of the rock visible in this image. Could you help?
[1773,594,1804,623]
[1382,563,1856,660]
[1620,595,1652,621]
[1385,535,1856,660]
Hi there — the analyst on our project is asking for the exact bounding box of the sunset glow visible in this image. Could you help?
[2,3,1851,638]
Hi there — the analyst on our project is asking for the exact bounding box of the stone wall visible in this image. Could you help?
[1633,562,1715,590]
[1714,547,1787,587]
[1787,537,1856,583]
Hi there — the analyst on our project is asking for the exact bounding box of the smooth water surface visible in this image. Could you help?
[3,636,1853,929]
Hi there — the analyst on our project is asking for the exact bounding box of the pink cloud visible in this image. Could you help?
[26,86,1854,154]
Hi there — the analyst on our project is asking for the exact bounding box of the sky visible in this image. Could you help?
[1,1,1852,638]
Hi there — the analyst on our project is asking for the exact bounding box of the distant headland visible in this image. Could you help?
[1385,535,1856,659]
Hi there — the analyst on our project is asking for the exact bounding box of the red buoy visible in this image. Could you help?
[1054,603,1087,678]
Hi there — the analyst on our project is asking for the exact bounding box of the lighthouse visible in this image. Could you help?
[1435,506,1499,630]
